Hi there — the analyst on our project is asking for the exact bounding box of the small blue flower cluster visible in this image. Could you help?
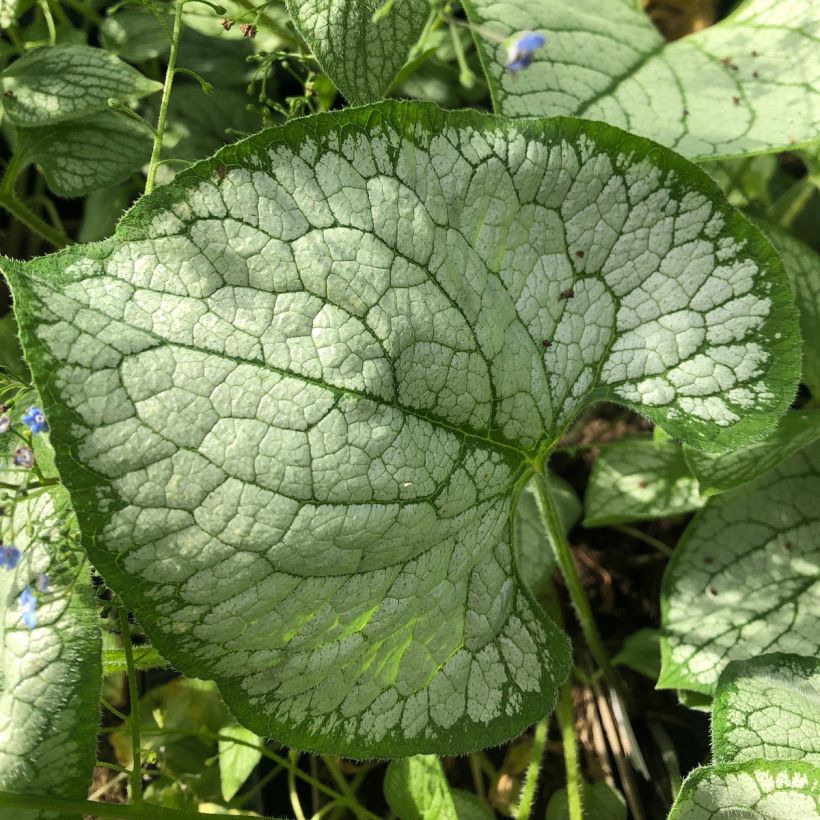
[505,31,546,73]
[0,405,53,628]
[19,586,37,629]
[22,406,49,434]
[1,543,20,569]
[0,405,49,470]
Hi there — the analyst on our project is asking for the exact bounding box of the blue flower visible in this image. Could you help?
[19,585,37,629]
[36,573,50,593]
[22,406,48,434]
[505,30,546,73]
[0,544,20,570]
[13,446,34,469]
[0,416,10,434]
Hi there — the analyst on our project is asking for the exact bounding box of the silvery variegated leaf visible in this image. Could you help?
[286,0,429,104]
[583,438,704,526]
[0,436,101,818]
[661,442,820,695]
[1,101,799,756]
[669,652,820,820]
[463,0,820,161]
[0,44,161,127]
[668,761,820,820]
[712,653,820,765]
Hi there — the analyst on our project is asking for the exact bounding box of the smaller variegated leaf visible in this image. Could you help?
[0,44,161,126]
[285,0,428,104]
[16,111,152,197]
[463,0,820,162]
[0,433,101,819]
[669,761,820,820]
[660,442,820,694]
[584,439,703,526]
[712,653,820,765]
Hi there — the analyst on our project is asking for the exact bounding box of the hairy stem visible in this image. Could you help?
[515,716,549,820]
[118,606,143,804]
[145,0,184,194]
[533,470,623,697]
[0,791,274,820]
[557,684,583,820]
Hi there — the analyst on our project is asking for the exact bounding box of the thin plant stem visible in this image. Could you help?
[322,757,369,820]
[614,524,674,557]
[556,685,583,820]
[0,790,277,820]
[289,750,307,820]
[99,725,381,819]
[145,0,184,194]
[469,753,487,804]
[118,606,143,804]
[449,21,476,88]
[532,470,623,697]
[0,194,71,248]
[515,716,549,820]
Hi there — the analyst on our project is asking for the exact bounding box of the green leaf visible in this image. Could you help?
[2,101,801,756]
[670,652,820,818]
[583,439,704,526]
[451,790,495,820]
[462,0,820,161]
[514,474,581,591]
[0,44,161,127]
[668,760,820,819]
[384,755,457,820]
[613,628,661,680]
[15,111,152,198]
[285,0,428,104]
[712,653,820,765]
[546,780,626,820]
[102,645,171,675]
[660,442,820,694]
[759,221,820,399]
[0,439,101,818]
[218,724,263,803]
[686,409,820,496]
[100,7,171,64]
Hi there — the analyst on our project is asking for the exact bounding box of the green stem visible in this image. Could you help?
[0,194,71,249]
[99,725,381,819]
[614,524,674,558]
[515,716,549,820]
[532,471,622,697]
[0,791,275,820]
[119,607,143,804]
[449,21,476,88]
[778,177,816,229]
[145,0,184,194]
[556,685,583,820]
[322,758,369,820]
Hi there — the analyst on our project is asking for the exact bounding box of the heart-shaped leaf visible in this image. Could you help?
[660,442,820,694]
[0,434,101,817]
[286,0,428,104]
[669,652,820,819]
[1,102,799,756]
[463,0,820,161]
[713,653,820,765]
